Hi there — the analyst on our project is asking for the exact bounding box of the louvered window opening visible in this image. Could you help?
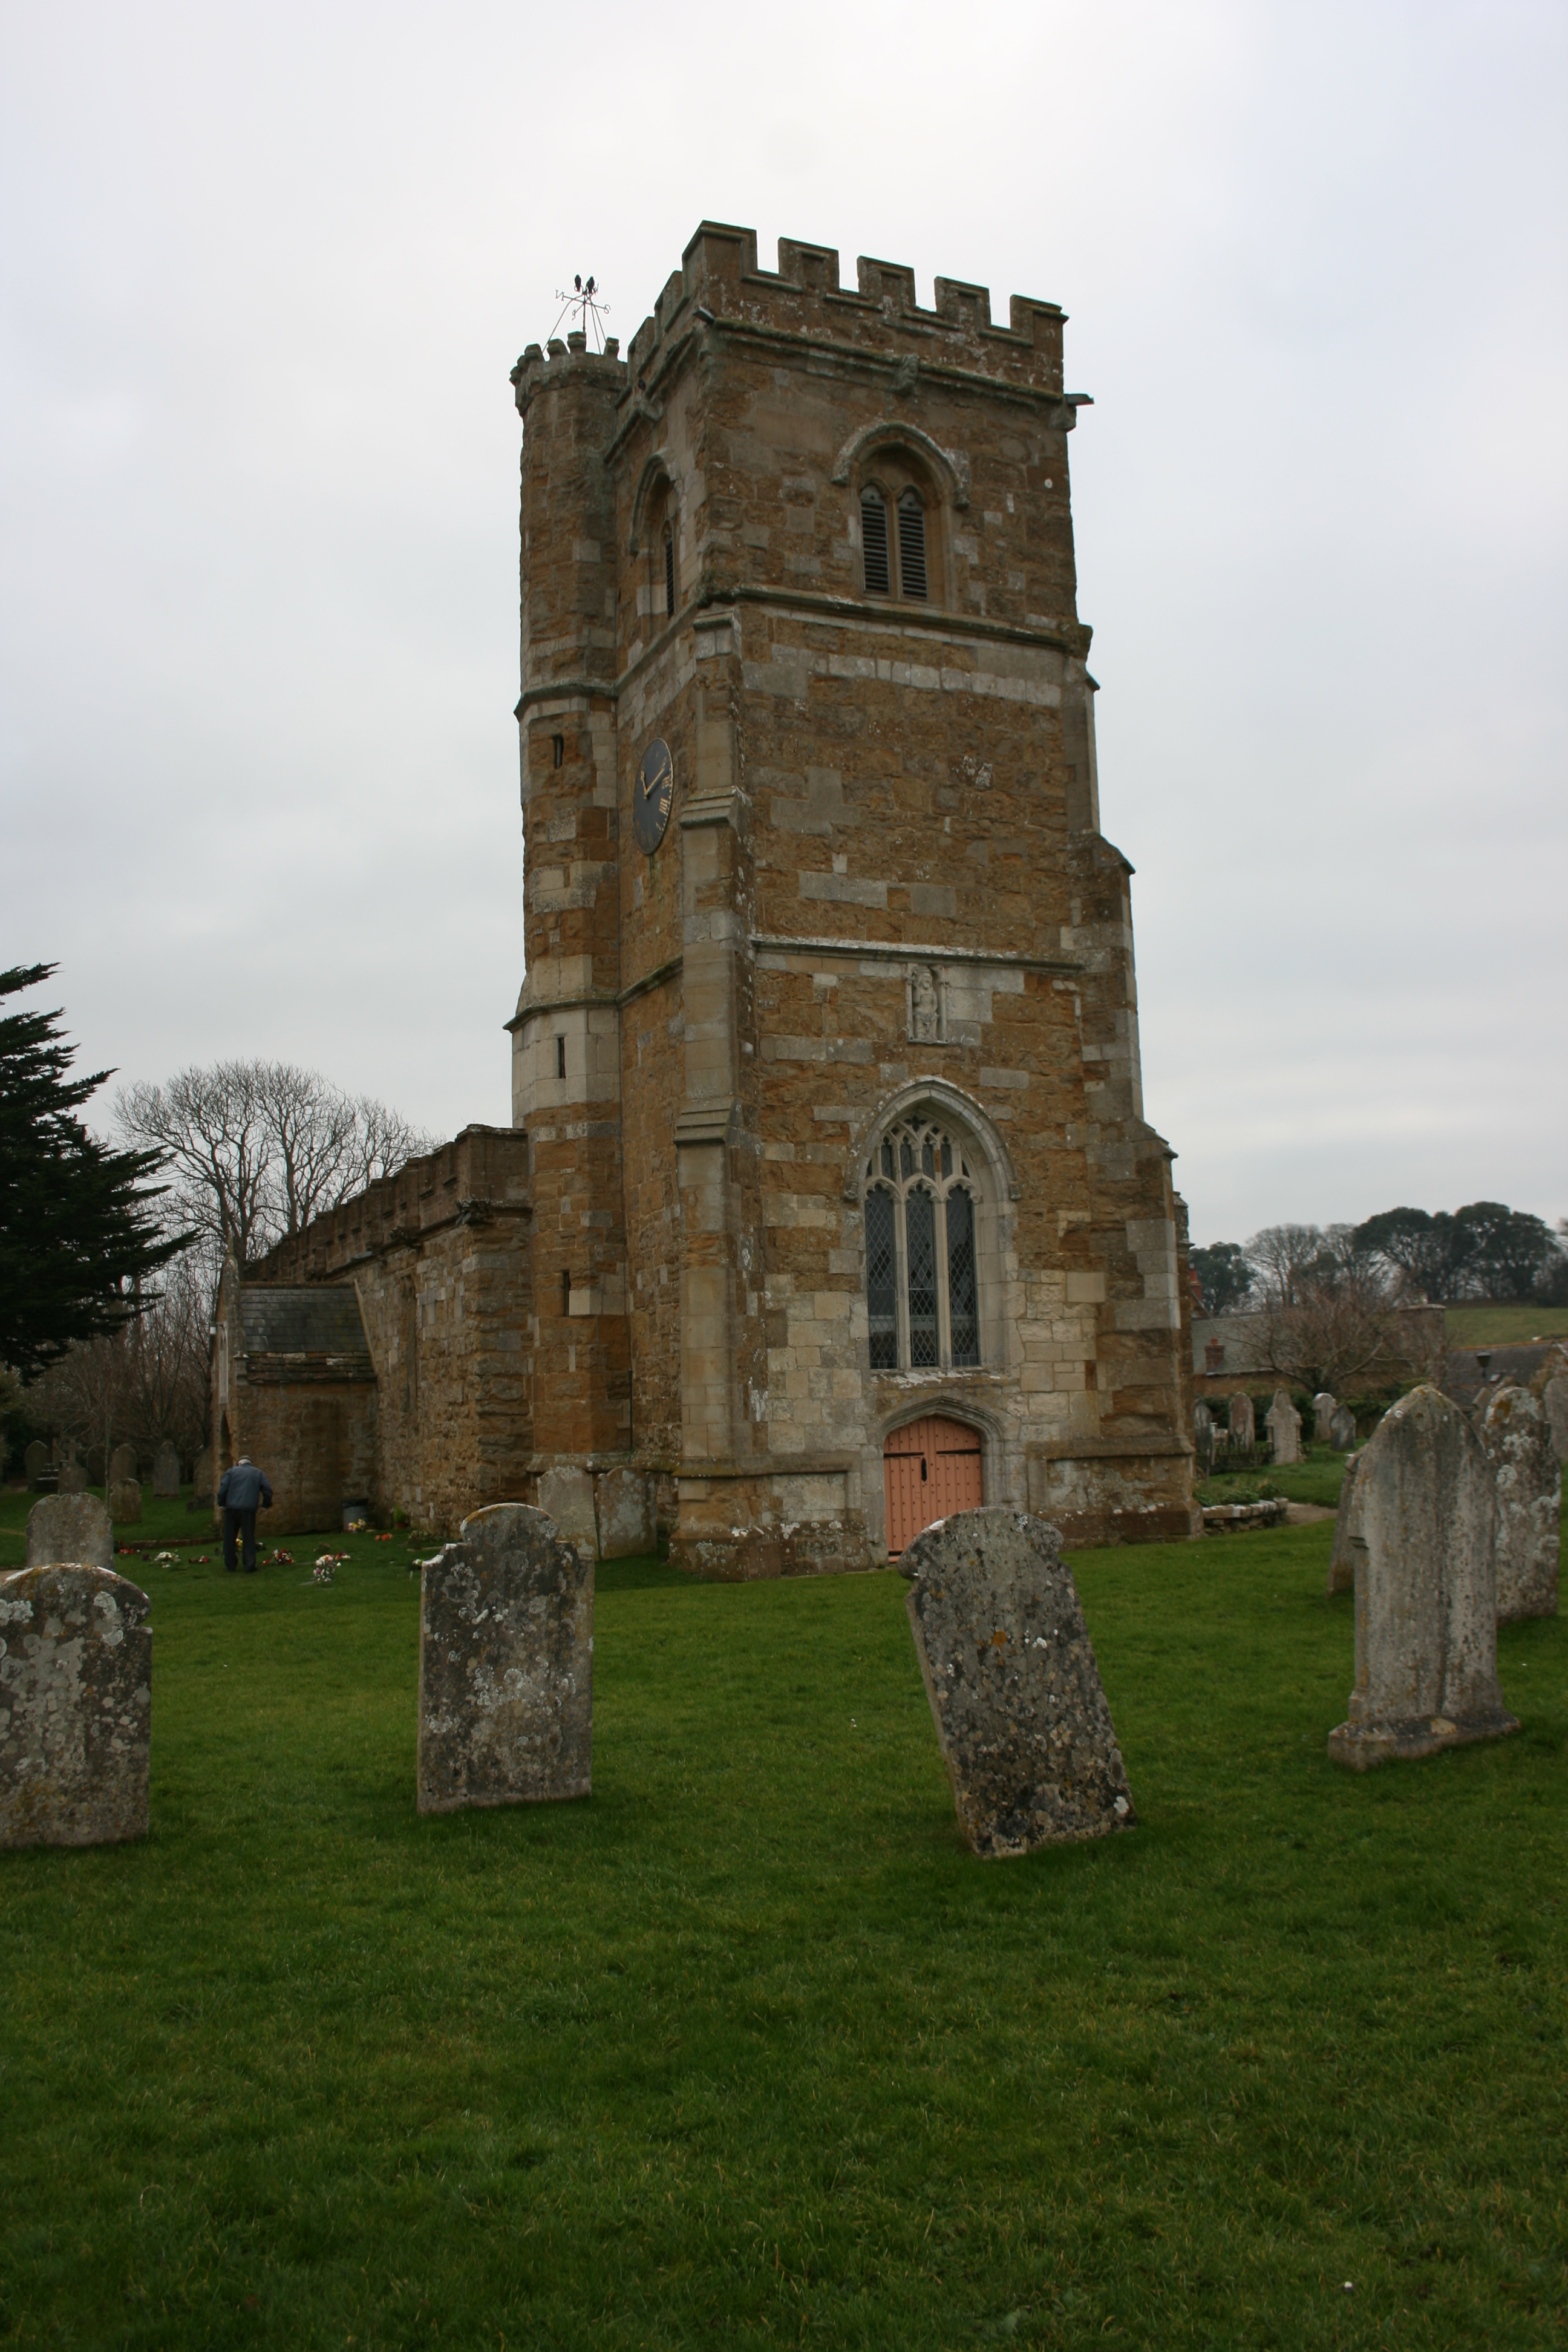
[897,490,928,599]
[664,528,676,618]
[861,489,890,596]
[863,1117,982,1373]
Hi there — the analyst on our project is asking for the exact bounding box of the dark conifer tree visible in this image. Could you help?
[0,965,188,1376]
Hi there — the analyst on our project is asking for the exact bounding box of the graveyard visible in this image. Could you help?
[1,1478,1563,2348]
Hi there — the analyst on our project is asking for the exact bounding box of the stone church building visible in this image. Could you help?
[215,221,1198,1569]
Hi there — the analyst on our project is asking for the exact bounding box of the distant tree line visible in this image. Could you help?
[1189,1203,1567,1397]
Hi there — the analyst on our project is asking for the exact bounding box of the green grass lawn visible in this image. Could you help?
[1,1504,1564,2347]
[1198,1444,1349,1511]
[1445,1304,1568,1350]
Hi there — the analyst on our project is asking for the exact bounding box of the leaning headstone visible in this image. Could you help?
[1327,1385,1518,1769]
[1266,1389,1302,1465]
[1481,1383,1560,1621]
[1193,1400,1215,1474]
[537,1466,598,1566]
[27,1491,114,1571]
[1228,1393,1255,1453]
[24,1441,48,1489]
[0,1565,152,1848]
[594,1467,655,1560]
[1329,1403,1357,1451]
[1313,1392,1336,1444]
[1326,1451,1361,1596]
[901,1507,1136,1855]
[417,1501,592,1814]
[152,1443,181,1499]
[108,1443,137,1486]
[57,1462,87,1497]
[108,1478,142,1525]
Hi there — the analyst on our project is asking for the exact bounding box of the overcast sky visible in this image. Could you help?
[2,0,1563,1248]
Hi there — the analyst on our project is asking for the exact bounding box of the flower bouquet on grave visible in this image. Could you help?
[266,1548,295,1567]
[313,1552,350,1583]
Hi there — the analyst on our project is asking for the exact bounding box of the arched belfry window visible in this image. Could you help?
[864,1115,982,1372]
[860,488,890,596]
[857,456,939,604]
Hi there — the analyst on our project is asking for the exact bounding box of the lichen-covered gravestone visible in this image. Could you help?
[1329,1404,1357,1451]
[1328,1385,1519,1769]
[0,1565,152,1848]
[1326,1451,1361,1596]
[901,1507,1135,1856]
[417,1502,592,1814]
[1313,1392,1337,1444]
[152,1443,181,1500]
[27,1492,114,1571]
[1266,1390,1302,1465]
[1481,1384,1560,1621]
[1229,1393,1255,1453]
[537,1466,598,1567]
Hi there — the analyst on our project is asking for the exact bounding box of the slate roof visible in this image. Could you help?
[238,1284,371,1360]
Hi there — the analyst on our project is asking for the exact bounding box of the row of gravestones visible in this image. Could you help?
[19,1440,186,1517]
[3,1491,1135,1860]
[1195,1388,1356,1472]
[8,1381,1560,1853]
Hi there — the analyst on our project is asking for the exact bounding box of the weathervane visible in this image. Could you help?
[549,273,611,352]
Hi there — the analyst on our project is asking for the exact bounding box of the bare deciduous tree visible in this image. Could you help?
[117,1062,439,1267]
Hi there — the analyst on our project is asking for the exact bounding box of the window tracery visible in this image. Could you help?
[864,1116,982,1372]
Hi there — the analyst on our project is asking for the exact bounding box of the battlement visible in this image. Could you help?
[511,329,627,417]
[619,221,1066,398]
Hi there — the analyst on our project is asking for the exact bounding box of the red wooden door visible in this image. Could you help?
[884,1416,984,1555]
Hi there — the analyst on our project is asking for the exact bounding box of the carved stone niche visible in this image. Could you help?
[907,964,944,1044]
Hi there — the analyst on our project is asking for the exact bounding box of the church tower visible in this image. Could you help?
[509,223,1198,1572]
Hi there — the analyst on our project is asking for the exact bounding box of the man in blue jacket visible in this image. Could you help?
[217,1454,273,1573]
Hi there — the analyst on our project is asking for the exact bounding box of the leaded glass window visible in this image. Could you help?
[861,1114,984,1373]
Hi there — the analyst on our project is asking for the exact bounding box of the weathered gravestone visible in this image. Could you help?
[1228,1393,1255,1453]
[1530,1350,1568,1467]
[1266,1390,1302,1465]
[152,1443,181,1500]
[109,1479,142,1525]
[901,1508,1136,1856]
[1327,1385,1519,1770]
[0,1565,151,1848]
[1313,1393,1337,1444]
[1329,1404,1357,1451]
[57,1463,87,1497]
[593,1468,655,1560]
[1480,1384,1560,1621]
[1326,1451,1361,1596]
[24,1442,48,1490]
[1193,1400,1215,1474]
[108,1444,138,1486]
[189,1447,214,1512]
[27,1491,114,1571]
[417,1502,592,1814]
[537,1466,597,1566]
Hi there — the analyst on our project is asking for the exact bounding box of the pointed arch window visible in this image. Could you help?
[863,1116,983,1372]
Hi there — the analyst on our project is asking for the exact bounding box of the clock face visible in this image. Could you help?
[632,737,675,855]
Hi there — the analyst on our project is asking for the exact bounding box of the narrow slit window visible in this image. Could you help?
[556,1036,566,1080]
[551,733,564,768]
[861,489,890,596]
[898,490,928,600]
[664,526,676,618]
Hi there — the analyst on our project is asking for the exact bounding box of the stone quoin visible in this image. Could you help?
[223,225,1198,1569]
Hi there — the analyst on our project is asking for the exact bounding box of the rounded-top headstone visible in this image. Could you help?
[1313,1391,1336,1443]
[901,1506,1136,1856]
[24,1440,49,1488]
[152,1442,181,1499]
[27,1491,114,1570]
[1229,1393,1255,1446]
[108,1443,137,1486]
[0,1564,151,1847]
[1328,1403,1357,1451]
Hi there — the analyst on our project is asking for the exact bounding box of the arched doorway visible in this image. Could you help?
[883,1416,983,1555]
